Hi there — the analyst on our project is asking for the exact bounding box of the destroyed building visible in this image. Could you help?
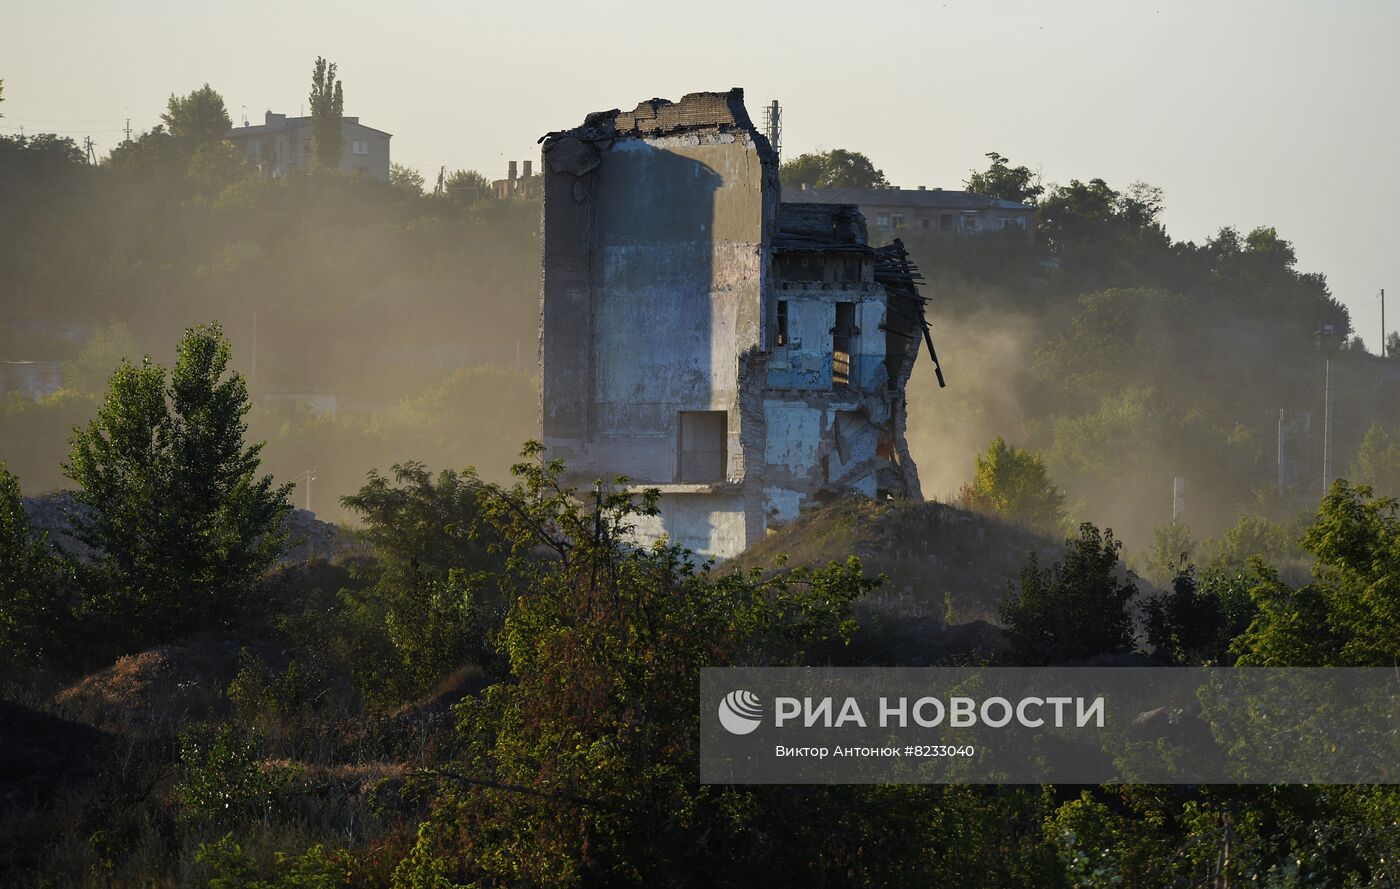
[539,89,940,557]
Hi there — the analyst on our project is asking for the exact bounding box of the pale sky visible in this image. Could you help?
[5,0,1397,342]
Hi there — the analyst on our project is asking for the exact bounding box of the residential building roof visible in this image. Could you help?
[228,114,392,139]
[784,186,1032,212]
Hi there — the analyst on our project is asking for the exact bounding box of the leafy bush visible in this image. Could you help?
[176,725,286,825]
[999,523,1137,665]
[194,833,356,889]
[226,649,330,728]
[1141,566,1254,665]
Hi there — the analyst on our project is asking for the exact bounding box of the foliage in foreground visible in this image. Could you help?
[395,443,885,885]
[1234,479,1400,666]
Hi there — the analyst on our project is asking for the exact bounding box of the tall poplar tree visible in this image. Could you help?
[309,56,344,171]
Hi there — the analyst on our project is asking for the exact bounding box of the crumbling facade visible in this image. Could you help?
[540,89,937,557]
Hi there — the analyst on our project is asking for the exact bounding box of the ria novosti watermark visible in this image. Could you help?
[700,667,1400,784]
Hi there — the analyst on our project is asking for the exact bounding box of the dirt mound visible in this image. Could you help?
[52,636,286,734]
[739,497,1058,624]
[0,701,108,815]
[736,498,1072,665]
[19,490,96,561]
[281,508,366,564]
[22,494,363,566]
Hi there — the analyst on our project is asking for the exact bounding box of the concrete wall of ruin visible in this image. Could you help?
[540,90,924,559]
[587,131,769,482]
[540,91,778,556]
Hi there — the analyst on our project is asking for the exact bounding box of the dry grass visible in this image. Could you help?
[50,636,286,736]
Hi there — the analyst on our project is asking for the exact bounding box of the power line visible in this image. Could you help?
[0,122,128,134]
[0,115,126,124]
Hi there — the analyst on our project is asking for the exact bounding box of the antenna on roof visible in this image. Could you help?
[763,100,781,160]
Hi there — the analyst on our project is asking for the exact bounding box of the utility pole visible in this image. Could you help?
[123,118,131,142]
[1316,323,1341,492]
[83,136,96,164]
[1323,352,1334,491]
[1382,288,1388,358]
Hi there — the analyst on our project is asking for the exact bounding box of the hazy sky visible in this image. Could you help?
[5,0,1397,342]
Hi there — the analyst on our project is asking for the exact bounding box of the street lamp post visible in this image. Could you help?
[291,469,317,513]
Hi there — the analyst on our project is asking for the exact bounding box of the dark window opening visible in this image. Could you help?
[678,411,727,482]
[775,253,862,284]
[833,302,856,387]
[940,214,953,232]
[775,300,789,347]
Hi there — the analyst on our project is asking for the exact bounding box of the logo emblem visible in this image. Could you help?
[718,689,764,735]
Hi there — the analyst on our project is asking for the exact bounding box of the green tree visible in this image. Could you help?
[999,523,1137,665]
[308,57,344,171]
[160,84,232,142]
[1037,177,1119,250]
[0,461,68,670]
[1347,422,1400,497]
[105,125,191,193]
[965,151,1043,204]
[62,322,139,395]
[64,324,291,643]
[1200,513,1304,575]
[186,140,252,201]
[339,462,505,704]
[1036,177,1169,266]
[780,148,889,190]
[442,168,490,201]
[389,161,425,196]
[1143,520,1195,586]
[960,435,1067,533]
